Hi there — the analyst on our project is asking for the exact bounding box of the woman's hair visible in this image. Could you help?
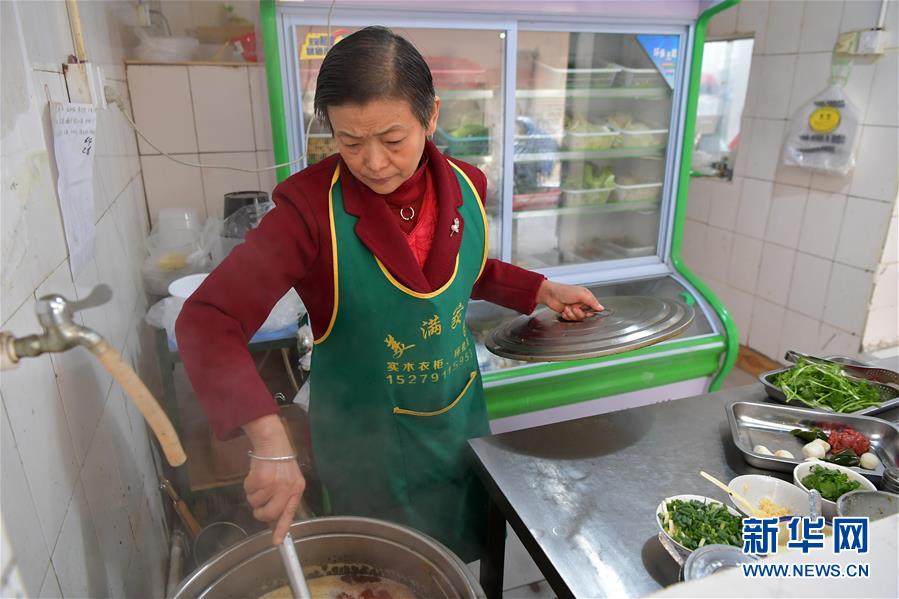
[314,26,435,130]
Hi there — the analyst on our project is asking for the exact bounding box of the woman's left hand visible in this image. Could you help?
[536,280,604,321]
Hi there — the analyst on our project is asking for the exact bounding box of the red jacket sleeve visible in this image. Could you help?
[175,186,318,439]
[455,161,546,314]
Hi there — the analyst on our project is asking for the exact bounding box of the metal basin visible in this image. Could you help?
[171,516,485,598]
[837,490,899,521]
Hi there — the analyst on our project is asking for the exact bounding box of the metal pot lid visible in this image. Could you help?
[486,295,694,362]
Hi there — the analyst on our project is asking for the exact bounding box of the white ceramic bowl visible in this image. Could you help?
[656,494,742,557]
[793,462,877,518]
[727,475,811,518]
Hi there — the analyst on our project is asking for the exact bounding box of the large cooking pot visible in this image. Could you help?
[171,516,485,598]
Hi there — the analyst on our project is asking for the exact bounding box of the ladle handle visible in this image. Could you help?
[279,532,312,599]
[91,340,186,467]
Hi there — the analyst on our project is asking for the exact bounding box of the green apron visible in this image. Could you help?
[308,162,491,561]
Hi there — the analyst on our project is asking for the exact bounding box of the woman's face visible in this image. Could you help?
[328,97,440,195]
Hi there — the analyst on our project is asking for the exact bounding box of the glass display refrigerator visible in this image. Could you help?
[261,0,739,432]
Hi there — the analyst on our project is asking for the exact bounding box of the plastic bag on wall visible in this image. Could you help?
[782,85,860,176]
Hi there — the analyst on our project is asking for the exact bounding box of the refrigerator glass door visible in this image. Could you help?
[512,31,678,269]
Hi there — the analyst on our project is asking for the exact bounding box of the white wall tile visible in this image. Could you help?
[728,234,764,293]
[849,126,899,203]
[705,227,734,282]
[788,252,833,320]
[93,212,131,352]
[23,155,68,291]
[51,484,106,598]
[757,243,796,305]
[748,297,786,360]
[249,65,273,150]
[15,0,73,65]
[754,55,797,119]
[199,152,261,219]
[884,0,899,47]
[683,219,708,275]
[708,3,739,37]
[38,565,63,599]
[823,263,875,334]
[707,178,741,230]
[744,118,786,181]
[777,310,821,361]
[728,286,756,344]
[798,191,847,259]
[774,162,812,188]
[799,0,844,52]
[0,299,79,551]
[737,0,769,50]
[835,196,894,270]
[686,177,713,223]
[843,60,876,123]
[865,52,898,127]
[189,66,255,153]
[761,0,804,55]
[257,151,278,197]
[810,170,852,195]
[736,177,774,238]
[742,59,761,119]
[787,52,832,117]
[871,263,898,309]
[1,404,51,595]
[882,216,898,265]
[840,0,883,31]
[863,305,899,350]
[733,120,753,180]
[81,409,132,597]
[818,323,861,356]
[765,183,807,248]
[140,154,207,224]
[127,66,197,155]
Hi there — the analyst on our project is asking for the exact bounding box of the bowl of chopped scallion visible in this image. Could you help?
[656,495,744,557]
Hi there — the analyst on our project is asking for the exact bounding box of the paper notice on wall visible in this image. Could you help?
[50,102,96,276]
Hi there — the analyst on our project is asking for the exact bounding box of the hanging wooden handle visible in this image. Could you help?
[160,477,202,539]
[91,340,187,467]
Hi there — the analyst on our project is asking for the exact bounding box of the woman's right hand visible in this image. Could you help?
[242,414,306,545]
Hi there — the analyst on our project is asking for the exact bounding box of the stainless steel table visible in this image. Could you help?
[470,385,793,598]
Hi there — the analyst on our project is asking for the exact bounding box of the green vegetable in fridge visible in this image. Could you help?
[801,465,861,502]
[823,448,861,467]
[790,427,829,443]
[562,164,615,190]
[449,123,489,138]
[772,358,883,413]
[657,499,743,551]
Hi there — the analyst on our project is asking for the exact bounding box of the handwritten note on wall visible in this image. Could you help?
[50,102,96,276]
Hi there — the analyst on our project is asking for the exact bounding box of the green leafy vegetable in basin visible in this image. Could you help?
[771,358,882,413]
[658,499,743,551]
[801,465,861,502]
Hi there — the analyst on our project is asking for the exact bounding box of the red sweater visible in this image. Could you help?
[176,141,545,438]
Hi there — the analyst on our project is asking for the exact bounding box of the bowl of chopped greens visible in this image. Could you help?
[793,462,876,518]
[656,495,743,558]
[760,357,898,415]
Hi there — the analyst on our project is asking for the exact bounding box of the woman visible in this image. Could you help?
[176,26,602,561]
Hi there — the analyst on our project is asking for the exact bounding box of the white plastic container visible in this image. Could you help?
[536,60,621,89]
[612,181,663,202]
[615,66,663,88]
[561,187,615,207]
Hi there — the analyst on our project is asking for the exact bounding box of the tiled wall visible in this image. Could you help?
[128,64,276,225]
[1,1,167,596]
[683,0,899,362]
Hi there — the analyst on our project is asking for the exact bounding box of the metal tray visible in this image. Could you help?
[726,401,899,484]
[759,355,899,416]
